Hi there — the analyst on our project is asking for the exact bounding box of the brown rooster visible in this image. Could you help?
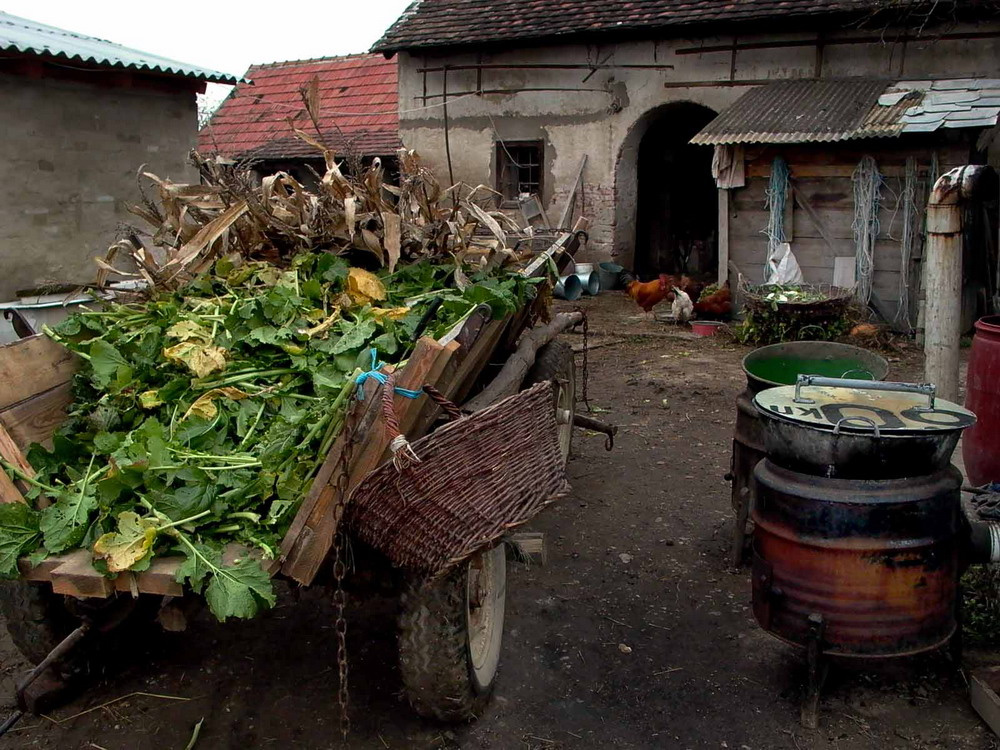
[619,270,703,315]
[693,281,732,319]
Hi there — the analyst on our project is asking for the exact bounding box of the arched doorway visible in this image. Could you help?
[615,102,718,280]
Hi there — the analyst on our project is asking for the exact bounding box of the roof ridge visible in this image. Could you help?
[248,52,388,70]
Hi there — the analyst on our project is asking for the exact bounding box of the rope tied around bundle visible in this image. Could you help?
[763,156,790,282]
[852,156,884,305]
[382,369,422,472]
[355,348,424,401]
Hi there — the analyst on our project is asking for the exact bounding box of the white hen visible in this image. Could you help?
[671,287,694,323]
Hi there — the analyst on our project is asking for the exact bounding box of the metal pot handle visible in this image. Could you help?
[832,416,881,438]
[840,368,875,380]
[794,374,936,410]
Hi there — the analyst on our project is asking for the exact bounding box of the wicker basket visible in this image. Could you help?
[739,279,855,342]
[347,381,569,577]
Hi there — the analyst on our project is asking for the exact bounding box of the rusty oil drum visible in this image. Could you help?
[751,379,976,658]
[729,343,888,564]
[752,461,963,657]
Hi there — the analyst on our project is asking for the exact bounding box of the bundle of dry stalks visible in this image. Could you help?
[98,79,521,292]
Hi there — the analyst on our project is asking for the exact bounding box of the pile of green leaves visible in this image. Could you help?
[0,252,537,620]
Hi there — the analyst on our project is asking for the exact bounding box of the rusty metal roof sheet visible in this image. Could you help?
[692,78,1000,145]
[0,11,237,83]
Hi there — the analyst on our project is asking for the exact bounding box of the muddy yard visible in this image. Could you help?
[1,293,996,749]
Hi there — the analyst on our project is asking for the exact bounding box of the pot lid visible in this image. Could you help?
[754,376,976,434]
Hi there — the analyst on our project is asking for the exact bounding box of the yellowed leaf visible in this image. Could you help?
[93,511,158,573]
[163,342,228,378]
[182,387,249,421]
[346,267,387,305]
[139,390,163,409]
[371,306,410,321]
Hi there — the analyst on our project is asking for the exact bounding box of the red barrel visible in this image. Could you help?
[964,315,1000,486]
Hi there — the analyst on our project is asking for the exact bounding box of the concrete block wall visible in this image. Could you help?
[0,73,198,300]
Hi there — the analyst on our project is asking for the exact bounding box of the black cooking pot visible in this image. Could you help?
[754,377,975,480]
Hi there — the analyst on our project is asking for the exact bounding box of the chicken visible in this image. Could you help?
[620,271,672,314]
[671,287,694,323]
[693,281,732,319]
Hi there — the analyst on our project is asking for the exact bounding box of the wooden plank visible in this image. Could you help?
[49,549,113,598]
[406,341,462,441]
[18,553,66,581]
[448,317,511,407]
[114,556,185,597]
[279,380,386,576]
[718,189,730,286]
[0,382,72,451]
[557,155,588,229]
[0,468,25,505]
[506,531,546,566]
[971,667,1000,737]
[281,338,451,585]
[0,335,78,411]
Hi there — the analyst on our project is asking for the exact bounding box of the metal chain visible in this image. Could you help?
[329,394,363,742]
[576,307,591,411]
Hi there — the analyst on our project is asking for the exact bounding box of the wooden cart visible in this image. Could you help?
[0,232,584,723]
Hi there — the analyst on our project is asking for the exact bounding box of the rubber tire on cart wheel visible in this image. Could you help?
[0,581,79,667]
[523,339,576,464]
[398,544,507,722]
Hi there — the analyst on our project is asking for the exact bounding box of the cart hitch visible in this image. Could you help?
[572,412,618,450]
[0,622,91,738]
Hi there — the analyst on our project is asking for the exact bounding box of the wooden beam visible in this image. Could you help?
[0,421,34,502]
[0,335,78,411]
[718,189,730,286]
[0,381,73,451]
[49,550,113,598]
[557,155,588,230]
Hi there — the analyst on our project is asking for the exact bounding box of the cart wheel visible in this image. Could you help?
[398,544,507,722]
[0,582,162,674]
[524,340,576,463]
[0,581,79,667]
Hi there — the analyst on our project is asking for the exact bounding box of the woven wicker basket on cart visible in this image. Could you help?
[348,380,569,578]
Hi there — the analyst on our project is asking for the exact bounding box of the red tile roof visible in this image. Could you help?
[198,53,400,160]
[372,1,928,52]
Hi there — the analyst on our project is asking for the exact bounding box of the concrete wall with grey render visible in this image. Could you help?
[395,21,1000,269]
[0,73,198,301]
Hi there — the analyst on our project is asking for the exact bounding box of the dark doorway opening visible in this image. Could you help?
[634,103,718,280]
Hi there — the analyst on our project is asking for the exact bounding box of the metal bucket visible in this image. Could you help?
[729,342,889,565]
[752,460,963,658]
[598,262,623,291]
[554,274,583,301]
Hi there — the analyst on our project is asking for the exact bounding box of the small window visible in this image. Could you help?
[496,141,543,203]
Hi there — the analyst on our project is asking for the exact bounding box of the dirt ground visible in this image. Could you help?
[1,292,996,749]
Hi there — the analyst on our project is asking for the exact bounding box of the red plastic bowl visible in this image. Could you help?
[692,320,724,337]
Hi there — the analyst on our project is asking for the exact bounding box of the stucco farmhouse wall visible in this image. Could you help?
[394,23,1000,268]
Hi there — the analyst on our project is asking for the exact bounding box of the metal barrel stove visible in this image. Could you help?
[729,342,889,565]
[750,376,979,728]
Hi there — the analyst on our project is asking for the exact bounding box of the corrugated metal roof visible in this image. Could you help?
[692,78,1000,145]
[198,54,401,160]
[0,11,237,84]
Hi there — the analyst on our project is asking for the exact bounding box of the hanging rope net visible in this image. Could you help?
[852,156,883,304]
[763,156,790,283]
[895,156,918,330]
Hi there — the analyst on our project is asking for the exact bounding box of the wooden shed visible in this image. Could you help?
[694,78,1000,331]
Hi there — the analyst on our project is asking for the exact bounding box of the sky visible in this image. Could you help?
[2,0,414,109]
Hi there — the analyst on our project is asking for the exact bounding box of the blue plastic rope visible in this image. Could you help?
[355,348,424,401]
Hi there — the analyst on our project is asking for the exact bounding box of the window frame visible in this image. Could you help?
[495,140,544,207]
